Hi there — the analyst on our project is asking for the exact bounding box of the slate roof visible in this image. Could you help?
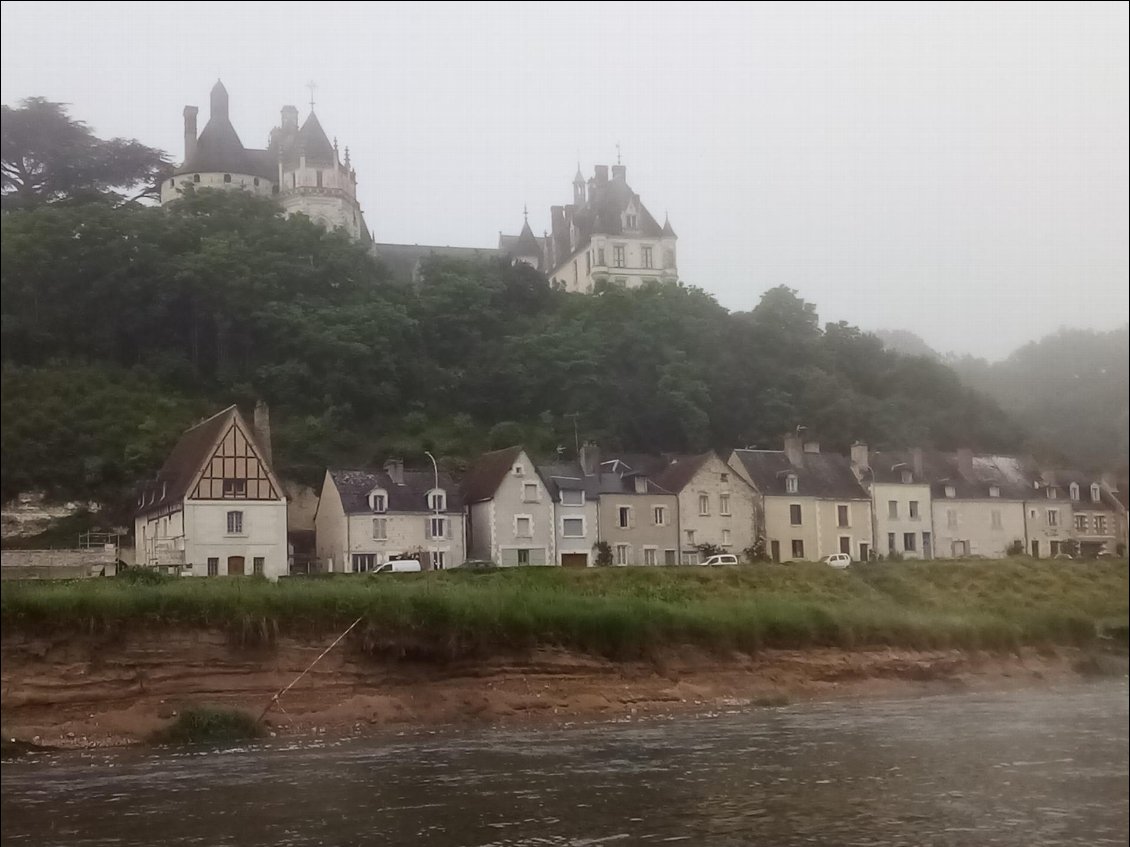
[175,82,278,182]
[730,449,870,499]
[1038,469,1120,512]
[922,452,1034,500]
[651,453,712,494]
[536,462,601,502]
[295,112,335,161]
[374,243,502,284]
[329,468,462,514]
[865,450,930,485]
[462,446,525,504]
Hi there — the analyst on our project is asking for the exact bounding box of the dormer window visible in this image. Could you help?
[368,490,388,513]
[785,474,798,494]
[1068,483,1079,501]
[1046,486,1058,500]
[1091,483,1101,503]
[900,470,913,484]
[428,490,446,511]
[989,486,1000,498]
[625,214,637,229]
[944,485,956,498]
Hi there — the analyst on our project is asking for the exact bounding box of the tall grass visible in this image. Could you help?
[2,559,1125,659]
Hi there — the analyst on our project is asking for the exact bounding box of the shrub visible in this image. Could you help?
[150,707,264,745]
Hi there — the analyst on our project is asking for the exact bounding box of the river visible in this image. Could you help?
[3,680,1127,846]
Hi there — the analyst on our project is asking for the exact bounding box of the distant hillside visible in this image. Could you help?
[949,327,1129,472]
[872,329,941,360]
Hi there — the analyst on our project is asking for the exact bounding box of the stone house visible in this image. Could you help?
[591,456,681,566]
[536,449,602,567]
[462,446,555,566]
[851,444,936,559]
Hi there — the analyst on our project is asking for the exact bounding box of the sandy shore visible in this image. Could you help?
[2,629,1125,750]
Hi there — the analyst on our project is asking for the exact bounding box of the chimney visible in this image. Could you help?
[783,433,804,467]
[911,448,924,479]
[594,165,609,184]
[183,106,198,162]
[611,164,626,182]
[956,448,974,479]
[633,476,648,494]
[384,458,405,485]
[253,400,272,466]
[850,442,869,471]
[280,104,298,132]
[579,441,601,476]
[803,441,820,454]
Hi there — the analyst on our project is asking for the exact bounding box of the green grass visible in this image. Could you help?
[149,707,264,746]
[2,559,1126,659]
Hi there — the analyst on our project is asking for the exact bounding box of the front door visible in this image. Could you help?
[1031,540,1040,558]
[770,540,780,562]
[859,543,869,562]
[839,537,851,554]
[227,556,245,576]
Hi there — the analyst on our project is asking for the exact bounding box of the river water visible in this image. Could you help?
[3,680,1127,846]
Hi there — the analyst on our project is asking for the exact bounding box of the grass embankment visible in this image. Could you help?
[2,559,1126,660]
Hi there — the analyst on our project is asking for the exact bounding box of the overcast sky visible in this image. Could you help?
[2,1,1127,359]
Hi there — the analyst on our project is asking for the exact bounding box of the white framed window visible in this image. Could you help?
[641,246,653,268]
[428,490,446,511]
[989,486,1000,498]
[791,539,805,559]
[991,510,1002,530]
[888,500,898,519]
[596,247,605,265]
[720,494,731,516]
[1095,515,1107,533]
[613,245,625,267]
[432,551,447,570]
[1047,509,1058,527]
[1068,483,1079,501]
[615,544,630,565]
[947,509,957,528]
[562,517,585,538]
[618,506,633,528]
[372,517,388,540]
[368,490,387,513]
[626,214,638,229]
[226,510,244,534]
[523,482,539,502]
[429,516,447,539]
[253,557,264,576]
[721,529,732,546]
[1075,514,1087,531]
[643,547,657,566]
[945,486,956,498]
[517,548,530,565]
[653,505,667,526]
[1046,486,1058,500]
[909,501,919,520]
[900,470,913,484]
[561,489,584,506]
[789,504,802,526]
[352,553,375,573]
[785,475,798,494]
[903,532,917,552]
[1090,484,1101,503]
[698,494,710,516]
[207,557,219,576]
[685,529,695,545]
[837,504,850,527]
[515,515,532,538]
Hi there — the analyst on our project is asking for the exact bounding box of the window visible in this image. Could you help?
[316,170,323,187]
[615,544,630,565]
[1095,515,1107,533]
[945,486,956,498]
[903,532,917,552]
[991,510,1002,530]
[429,491,446,511]
[1091,484,1101,503]
[193,174,201,183]
[840,536,851,554]
[887,532,896,553]
[222,478,247,497]
[1069,483,1079,501]
[685,529,696,546]
[900,470,913,484]
[563,517,585,537]
[517,548,530,565]
[352,553,374,573]
[664,549,677,565]
[515,516,532,537]
[369,492,387,513]
[785,475,798,494]
[789,504,802,525]
[372,518,387,540]
[429,516,446,539]
[720,472,729,483]
[597,248,605,265]
[653,506,667,526]
[523,482,539,502]
[226,511,244,534]
[721,529,732,546]
[626,214,638,228]
[513,465,524,476]
[909,501,919,520]
[791,540,805,559]
[989,486,1000,498]
[207,557,219,576]
[641,246,653,268]
[433,551,447,570]
[947,509,957,529]
[643,547,657,566]
[253,557,264,576]
[561,489,584,506]
[720,494,731,516]
[1075,514,1088,532]
[888,500,899,519]
[1046,487,1058,500]
[223,173,232,183]
[1047,509,1059,527]
[699,494,710,516]
[618,506,632,528]
[613,245,625,267]
[837,504,850,527]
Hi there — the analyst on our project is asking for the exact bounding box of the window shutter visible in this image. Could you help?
[629,507,636,529]
[424,516,432,540]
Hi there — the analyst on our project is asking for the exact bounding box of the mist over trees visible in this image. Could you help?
[1,189,1029,507]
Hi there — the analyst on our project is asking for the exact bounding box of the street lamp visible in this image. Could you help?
[424,451,441,570]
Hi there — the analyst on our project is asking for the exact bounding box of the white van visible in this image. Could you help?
[701,554,739,567]
[373,560,423,574]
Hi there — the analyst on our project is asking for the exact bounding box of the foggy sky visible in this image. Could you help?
[2,1,1127,360]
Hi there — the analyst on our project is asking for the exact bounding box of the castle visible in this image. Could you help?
[164,82,677,289]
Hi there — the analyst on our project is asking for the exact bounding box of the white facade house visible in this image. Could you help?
[462,446,555,566]
[537,458,601,567]
[134,405,288,580]
[314,460,466,572]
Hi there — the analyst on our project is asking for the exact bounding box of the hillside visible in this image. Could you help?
[1,190,1025,512]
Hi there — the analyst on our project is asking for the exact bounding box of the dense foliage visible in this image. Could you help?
[1,190,1024,507]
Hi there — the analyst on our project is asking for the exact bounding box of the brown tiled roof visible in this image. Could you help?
[136,406,239,515]
[461,446,525,503]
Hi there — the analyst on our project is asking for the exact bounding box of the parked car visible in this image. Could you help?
[373,560,422,574]
[821,553,852,569]
[701,554,739,566]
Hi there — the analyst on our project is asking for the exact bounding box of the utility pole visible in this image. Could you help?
[424,451,441,570]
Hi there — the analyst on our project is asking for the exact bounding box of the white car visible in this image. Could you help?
[701,554,740,567]
[373,560,423,574]
[821,553,852,569]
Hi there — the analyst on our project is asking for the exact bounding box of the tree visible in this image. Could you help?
[1,98,168,209]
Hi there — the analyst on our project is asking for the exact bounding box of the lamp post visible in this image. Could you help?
[424,451,441,570]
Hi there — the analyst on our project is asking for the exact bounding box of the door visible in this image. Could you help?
[227,555,245,576]
[859,543,869,562]
[1030,540,1039,558]
[561,553,588,568]
[922,533,932,559]
[770,540,780,562]
[839,537,851,554]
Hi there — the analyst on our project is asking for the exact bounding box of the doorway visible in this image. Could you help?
[770,540,780,562]
[1030,540,1040,558]
[859,542,870,562]
[227,556,245,576]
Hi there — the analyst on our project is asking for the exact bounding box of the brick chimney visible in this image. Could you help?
[911,448,925,479]
[183,105,198,162]
[783,433,804,467]
[252,400,272,466]
[384,458,405,485]
[579,441,601,476]
[850,442,869,472]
